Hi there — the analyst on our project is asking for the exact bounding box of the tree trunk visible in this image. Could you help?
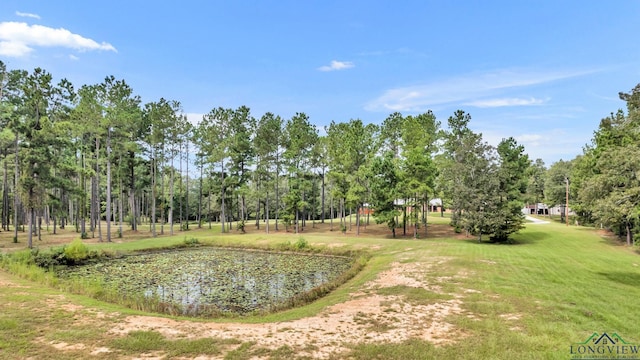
[14,132,19,241]
[185,140,189,230]
[27,207,34,249]
[208,186,212,229]
[242,194,246,223]
[95,137,102,242]
[198,159,203,229]
[220,159,225,233]
[169,155,175,235]
[151,146,157,237]
[403,202,407,237]
[626,221,633,246]
[265,190,269,234]
[106,128,112,242]
[275,153,280,231]
[179,144,183,231]
[301,189,305,230]
[255,193,261,230]
[295,202,299,234]
[80,152,86,237]
[321,171,325,223]
[366,203,370,226]
[414,197,418,239]
[349,207,353,231]
[129,150,137,231]
[356,204,360,236]
[160,149,165,236]
[424,195,428,237]
[2,150,8,231]
[330,196,334,231]
[119,177,124,238]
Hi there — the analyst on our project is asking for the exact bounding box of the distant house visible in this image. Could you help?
[549,205,575,216]
[358,203,374,216]
[522,203,575,216]
[523,203,549,215]
[429,198,445,213]
[392,198,447,214]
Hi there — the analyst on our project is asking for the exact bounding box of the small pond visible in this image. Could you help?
[57,247,354,315]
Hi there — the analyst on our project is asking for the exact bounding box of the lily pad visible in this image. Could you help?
[57,247,353,315]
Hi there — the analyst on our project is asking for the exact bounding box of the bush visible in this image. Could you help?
[236,220,245,233]
[294,236,309,250]
[183,237,199,246]
[33,247,67,268]
[64,239,90,264]
[80,231,89,239]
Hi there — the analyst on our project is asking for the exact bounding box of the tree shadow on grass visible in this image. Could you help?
[597,271,640,287]
[459,231,547,246]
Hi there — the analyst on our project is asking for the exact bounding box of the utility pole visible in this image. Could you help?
[565,177,569,226]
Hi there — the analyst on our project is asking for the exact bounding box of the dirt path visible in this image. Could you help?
[525,215,550,224]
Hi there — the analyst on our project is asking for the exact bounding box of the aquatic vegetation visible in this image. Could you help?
[57,247,355,316]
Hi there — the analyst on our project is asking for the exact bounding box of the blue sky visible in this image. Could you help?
[1,1,639,165]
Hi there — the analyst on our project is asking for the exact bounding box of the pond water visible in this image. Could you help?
[57,247,353,315]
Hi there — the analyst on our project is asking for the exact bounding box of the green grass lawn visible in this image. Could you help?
[1,218,639,359]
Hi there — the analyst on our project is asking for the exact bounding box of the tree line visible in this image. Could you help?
[16,61,631,248]
[543,84,640,245]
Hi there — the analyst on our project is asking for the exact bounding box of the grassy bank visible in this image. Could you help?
[0,218,638,359]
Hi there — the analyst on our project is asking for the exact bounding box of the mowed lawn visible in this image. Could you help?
[1,218,639,359]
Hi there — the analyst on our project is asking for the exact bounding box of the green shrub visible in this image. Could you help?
[236,220,245,233]
[183,237,199,246]
[276,240,292,251]
[80,231,89,239]
[33,246,67,267]
[64,239,90,263]
[294,236,309,249]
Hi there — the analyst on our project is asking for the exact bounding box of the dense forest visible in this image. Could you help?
[0,62,638,247]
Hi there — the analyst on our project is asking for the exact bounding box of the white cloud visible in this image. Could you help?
[318,60,354,72]
[365,68,596,112]
[481,128,588,163]
[69,54,79,61]
[16,11,41,20]
[0,21,117,57]
[514,133,544,146]
[464,97,548,108]
[0,40,32,56]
